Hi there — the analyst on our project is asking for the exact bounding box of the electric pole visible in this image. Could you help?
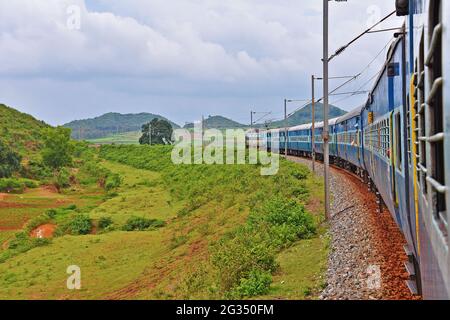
[284,99,288,156]
[311,75,316,173]
[323,0,330,220]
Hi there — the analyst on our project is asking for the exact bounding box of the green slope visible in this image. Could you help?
[184,115,246,129]
[0,104,49,157]
[265,103,347,128]
[63,112,180,140]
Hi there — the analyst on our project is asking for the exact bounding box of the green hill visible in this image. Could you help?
[184,115,246,129]
[264,103,347,128]
[0,104,49,156]
[63,112,180,140]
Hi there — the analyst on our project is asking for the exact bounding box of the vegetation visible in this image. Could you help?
[184,115,246,129]
[122,216,166,231]
[86,131,141,145]
[0,140,21,178]
[63,112,180,140]
[41,127,74,169]
[139,118,173,145]
[0,104,49,157]
[0,178,38,193]
[0,104,328,300]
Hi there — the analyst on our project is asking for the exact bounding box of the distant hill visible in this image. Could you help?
[184,115,246,129]
[0,104,49,156]
[63,112,180,140]
[263,103,347,128]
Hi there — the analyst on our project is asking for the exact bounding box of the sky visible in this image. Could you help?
[0,0,404,126]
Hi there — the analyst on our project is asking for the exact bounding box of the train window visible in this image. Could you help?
[406,94,412,166]
[427,0,447,240]
[395,112,402,171]
[416,29,428,195]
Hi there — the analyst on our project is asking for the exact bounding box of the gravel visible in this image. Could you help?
[287,156,418,300]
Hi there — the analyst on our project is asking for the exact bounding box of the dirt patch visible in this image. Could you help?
[0,193,9,201]
[0,201,29,209]
[33,185,59,197]
[306,197,323,215]
[30,224,57,239]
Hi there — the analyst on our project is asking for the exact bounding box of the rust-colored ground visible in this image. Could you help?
[30,224,57,239]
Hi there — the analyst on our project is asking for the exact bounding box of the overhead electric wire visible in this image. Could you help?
[328,10,396,61]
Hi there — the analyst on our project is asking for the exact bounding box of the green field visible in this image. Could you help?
[86,131,140,145]
[0,144,328,300]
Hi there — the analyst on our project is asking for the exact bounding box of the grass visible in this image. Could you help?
[86,131,140,145]
[257,226,329,300]
[0,144,328,300]
[0,232,167,299]
[88,161,180,226]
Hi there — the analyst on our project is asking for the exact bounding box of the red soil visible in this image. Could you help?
[30,224,57,239]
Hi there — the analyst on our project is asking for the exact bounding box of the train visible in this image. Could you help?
[247,0,448,300]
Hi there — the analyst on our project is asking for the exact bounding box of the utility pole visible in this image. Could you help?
[284,99,288,156]
[202,114,205,149]
[311,75,316,173]
[250,111,253,128]
[323,0,330,220]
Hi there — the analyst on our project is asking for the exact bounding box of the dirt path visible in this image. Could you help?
[287,156,418,300]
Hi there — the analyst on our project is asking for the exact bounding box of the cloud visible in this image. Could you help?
[0,0,403,125]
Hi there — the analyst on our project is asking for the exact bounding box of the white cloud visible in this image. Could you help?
[0,0,403,125]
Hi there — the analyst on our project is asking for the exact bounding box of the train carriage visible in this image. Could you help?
[288,123,312,155]
[335,106,364,169]
[248,0,449,299]
[404,0,449,299]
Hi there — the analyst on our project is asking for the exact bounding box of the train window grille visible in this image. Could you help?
[364,119,390,160]
[416,30,428,195]
[424,0,447,239]
[395,112,403,171]
[406,94,412,166]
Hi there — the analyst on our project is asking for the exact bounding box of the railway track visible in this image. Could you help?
[286,155,420,300]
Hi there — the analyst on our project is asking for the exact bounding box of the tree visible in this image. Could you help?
[0,140,21,178]
[41,127,74,169]
[139,118,173,145]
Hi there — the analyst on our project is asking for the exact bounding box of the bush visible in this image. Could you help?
[53,168,71,190]
[22,160,52,180]
[0,140,21,178]
[0,178,24,193]
[98,217,113,230]
[122,216,166,231]
[0,178,38,193]
[231,269,272,298]
[0,232,51,264]
[65,214,92,235]
[105,173,122,191]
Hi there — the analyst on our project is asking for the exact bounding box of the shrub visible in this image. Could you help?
[105,173,122,191]
[53,168,71,190]
[122,216,166,231]
[0,140,21,178]
[0,232,51,264]
[210,232,277,292]
[22,160,52,180]
[231,269,272,298]
[0,178,25,193]
[98,217,113,230]
[66,214,92,235]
